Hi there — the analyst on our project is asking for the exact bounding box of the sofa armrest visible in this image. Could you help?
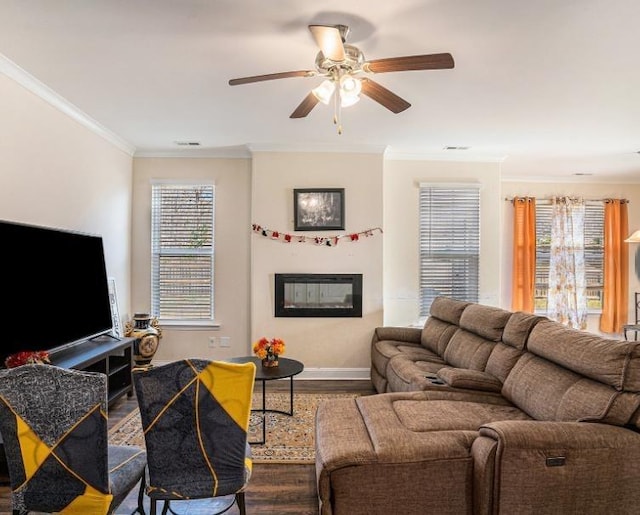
[479,419,640,449]
[472,420,640,514]
[436,367,502,393]
[372,326,422,344]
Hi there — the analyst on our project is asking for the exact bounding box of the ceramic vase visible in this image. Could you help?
[125,313,162,369]
[262,353,279,367]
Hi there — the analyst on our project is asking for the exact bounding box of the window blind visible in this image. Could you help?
[151,183,215,321]
[535,201,604,311]
[419,185,480,317]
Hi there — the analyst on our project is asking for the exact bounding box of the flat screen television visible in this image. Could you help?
[0,220,114,366]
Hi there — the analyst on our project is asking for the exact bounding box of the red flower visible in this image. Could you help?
[5,350,51,369]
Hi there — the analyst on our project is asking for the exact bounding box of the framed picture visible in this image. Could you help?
[107,277,123,337]
[294,188,345,231]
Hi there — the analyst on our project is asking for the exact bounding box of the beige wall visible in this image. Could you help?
[383,159,503,326]
[131,157,252,361]
[501,181,640,334]
[6,65,640,373]
[0,73,133,318]
[250,152,384,374]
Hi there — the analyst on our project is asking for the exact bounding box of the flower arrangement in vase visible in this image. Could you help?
[4,350,51,369]
[253,337,285,367]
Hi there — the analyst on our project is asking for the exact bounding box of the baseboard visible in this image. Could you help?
[298,368,370,380]
[151,360,370,380]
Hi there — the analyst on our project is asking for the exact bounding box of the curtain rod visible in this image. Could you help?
[504,196,629,203]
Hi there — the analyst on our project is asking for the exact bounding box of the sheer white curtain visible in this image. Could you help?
[547,197,588,329]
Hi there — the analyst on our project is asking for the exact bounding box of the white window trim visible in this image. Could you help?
[151,181,216,324]
[418,183,481,317]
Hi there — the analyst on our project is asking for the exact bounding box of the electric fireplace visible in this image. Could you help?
[275,273,362,317]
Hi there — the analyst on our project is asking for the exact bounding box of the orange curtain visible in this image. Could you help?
[511,197,536,313]
[600,199,629,333]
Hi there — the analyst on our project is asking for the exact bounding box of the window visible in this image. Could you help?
[535,201,604,312]
[151,182,215,323]
[419,184,480,317]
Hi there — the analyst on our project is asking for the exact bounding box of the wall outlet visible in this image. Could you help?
[219,336,231,348]
[208,336,216,348]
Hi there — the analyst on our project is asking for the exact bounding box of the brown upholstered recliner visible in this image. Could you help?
[316,298,640,514]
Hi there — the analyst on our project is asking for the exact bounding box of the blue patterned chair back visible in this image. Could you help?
[0,364,113,513]
[133,359,256,501]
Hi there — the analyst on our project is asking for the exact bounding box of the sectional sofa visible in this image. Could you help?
[315,297,640,514]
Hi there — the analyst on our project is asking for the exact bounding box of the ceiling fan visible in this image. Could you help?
[228,24,454,133]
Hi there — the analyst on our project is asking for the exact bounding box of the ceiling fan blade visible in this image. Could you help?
[308,25,346,62]
[363,53,454,73]
[360,78,411,114]
[290,92,320,118]
[229,70,314,86]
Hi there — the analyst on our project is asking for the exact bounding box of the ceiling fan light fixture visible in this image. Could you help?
[340,92,360,107]
[312,80,335,105]
[230,24,454,128]
[340,74,361,95]
[338,74,361,108]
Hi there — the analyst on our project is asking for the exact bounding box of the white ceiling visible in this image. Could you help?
[2,0,640,180]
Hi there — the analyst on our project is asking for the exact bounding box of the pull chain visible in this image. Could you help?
[335,82,343,135]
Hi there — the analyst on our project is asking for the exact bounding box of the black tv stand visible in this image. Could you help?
[51,335,135,408]
[89,332,121,342]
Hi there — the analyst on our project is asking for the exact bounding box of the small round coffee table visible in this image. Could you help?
[226,356,304,444]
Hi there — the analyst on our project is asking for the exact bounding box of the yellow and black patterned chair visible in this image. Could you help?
[0,364,146,514]
[133,359,256,515]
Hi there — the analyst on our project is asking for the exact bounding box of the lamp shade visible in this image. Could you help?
[339,75,361,107]
[340,75,362,96]
[312,80,335,105]
[340,94,360,107]
[625,230,640,243]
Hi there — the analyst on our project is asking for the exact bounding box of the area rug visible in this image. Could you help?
[108,392,359,464]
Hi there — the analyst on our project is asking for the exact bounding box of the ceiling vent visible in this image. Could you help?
[175,141,201,146]
[443,146,470,150]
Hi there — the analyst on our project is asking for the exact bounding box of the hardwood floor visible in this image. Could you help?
[0,379,375,514]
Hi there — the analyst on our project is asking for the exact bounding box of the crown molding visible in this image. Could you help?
[501,175,640,184]
[385,150,507,163]
[136,143,389,158]
[247,142,388,155]
[0,53,135,156]
[134,146,251,159]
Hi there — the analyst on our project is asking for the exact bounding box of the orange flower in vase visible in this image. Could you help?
[253,337,285,367]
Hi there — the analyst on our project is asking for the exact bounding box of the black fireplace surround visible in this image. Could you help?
[275,273,363,317]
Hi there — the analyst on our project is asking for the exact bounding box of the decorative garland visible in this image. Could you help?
[252,223,383,247]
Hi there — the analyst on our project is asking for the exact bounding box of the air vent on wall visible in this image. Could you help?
[175,141,201,146]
